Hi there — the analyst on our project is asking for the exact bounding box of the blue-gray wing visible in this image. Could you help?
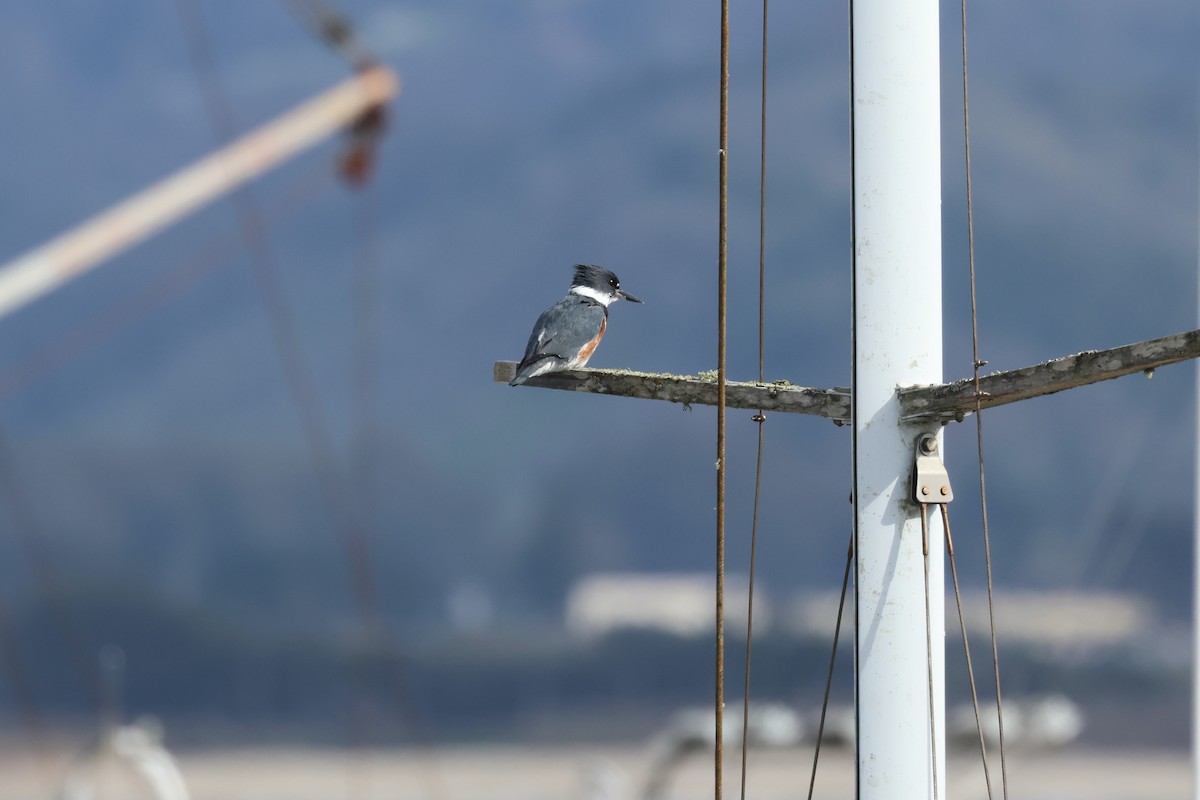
[512,297,606,385]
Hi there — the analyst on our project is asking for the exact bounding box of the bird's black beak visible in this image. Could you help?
[617,289,643,304]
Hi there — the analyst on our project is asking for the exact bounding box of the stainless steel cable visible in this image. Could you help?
[921,504,940,800]
[756,0,768,387]
[738,3,769,798]
[959,0,1010,793]
[806,532,854,800]
[942,503,995,800]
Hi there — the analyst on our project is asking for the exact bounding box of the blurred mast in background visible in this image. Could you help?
[0,64,398,320]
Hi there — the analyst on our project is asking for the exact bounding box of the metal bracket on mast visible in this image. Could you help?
[912,433,953,504]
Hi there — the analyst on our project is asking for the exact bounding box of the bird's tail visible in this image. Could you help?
[509,356,557,386]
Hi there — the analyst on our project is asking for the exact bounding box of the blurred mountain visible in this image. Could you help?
[0,0,1195,684]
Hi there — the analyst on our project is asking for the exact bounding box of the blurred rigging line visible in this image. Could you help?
[282,0,380,70]
[282,0,390,187]
[738,2,769,799]
[284,1,413,787]
[0,160,336,404]
[0,426,102,716]
[0,594,53,781]
[351,183,381,557]
[171,0,379,621]
[367,636,450,800]
[1058,422,1146,588]
[281,0,440,787]
[301,0,393,594]
[180,7,447,797]
[281,5,446,795]
[1092,487,1158,588]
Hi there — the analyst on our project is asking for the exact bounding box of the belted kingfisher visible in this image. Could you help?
[509,264,643,386]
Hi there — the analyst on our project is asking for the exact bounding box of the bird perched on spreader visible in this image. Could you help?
[509,264,642,386]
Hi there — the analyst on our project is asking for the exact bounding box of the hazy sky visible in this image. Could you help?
[0,1,1196,627]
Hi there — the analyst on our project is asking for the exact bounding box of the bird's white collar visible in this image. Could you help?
[570,285,614,306]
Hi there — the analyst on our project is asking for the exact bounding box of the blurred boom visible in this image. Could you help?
[0,64,399,320]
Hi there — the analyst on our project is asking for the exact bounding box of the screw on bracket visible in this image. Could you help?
[912,433,953,504]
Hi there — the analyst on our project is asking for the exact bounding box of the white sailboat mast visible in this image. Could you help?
[851,1,946,797]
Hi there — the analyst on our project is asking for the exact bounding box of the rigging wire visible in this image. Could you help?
[805,532,853,800]
[920,505,940,800]
[755,2,768,387]
[737,2,769,799]
[941,503,995,800]
[959,0,1011,794]
[715,0,730,797]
